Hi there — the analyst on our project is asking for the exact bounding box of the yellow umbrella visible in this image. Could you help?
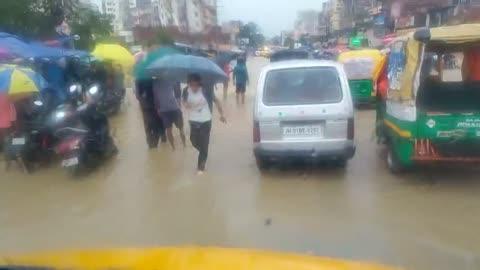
[92,43,135,72]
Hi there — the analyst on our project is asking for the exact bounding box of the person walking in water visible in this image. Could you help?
[182,73,226,175]
[222,62,231,100]
[153,77,186,150]
[233,57,249,105]
[134,44,166,148]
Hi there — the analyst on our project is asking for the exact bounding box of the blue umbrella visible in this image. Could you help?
[0,32,88,59]
[146,54,228,83]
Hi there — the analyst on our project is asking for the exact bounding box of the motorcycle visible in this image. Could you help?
[4,97,54,173]
[97,82,126,116]
[49,85,118,176]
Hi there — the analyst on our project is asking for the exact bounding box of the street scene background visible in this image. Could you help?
[1,58,480,270]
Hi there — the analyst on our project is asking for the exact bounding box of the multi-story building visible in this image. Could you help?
[295,10,320,36]
[79,0,101,11]
[103,0,130,32]
[379,0,480,30]
[221,20,242,44]
[329,0,345,32]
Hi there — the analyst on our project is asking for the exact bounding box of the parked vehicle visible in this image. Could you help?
[377,24,480,173]
[338,49,384,105]
[270,49,310,62]
[4,96,54,172]
[253,60,356,169]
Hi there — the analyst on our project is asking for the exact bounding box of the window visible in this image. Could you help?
[263,67,342,106]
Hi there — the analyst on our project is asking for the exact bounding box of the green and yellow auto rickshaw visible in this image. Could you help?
[338,49,384,105]
[377,24,480,173]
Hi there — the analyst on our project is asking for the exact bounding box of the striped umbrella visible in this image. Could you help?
[0,65,48,99]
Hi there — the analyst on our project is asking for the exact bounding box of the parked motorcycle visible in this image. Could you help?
[4,97,54,173]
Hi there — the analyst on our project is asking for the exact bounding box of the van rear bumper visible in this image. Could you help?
[254,141,356,160]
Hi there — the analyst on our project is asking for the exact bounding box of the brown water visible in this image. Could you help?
[1,58,480,270]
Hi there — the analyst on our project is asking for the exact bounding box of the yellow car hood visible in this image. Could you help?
[0,247,400,270]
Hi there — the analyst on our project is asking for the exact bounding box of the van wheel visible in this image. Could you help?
[255,156,271,171]
[387,145,404,174]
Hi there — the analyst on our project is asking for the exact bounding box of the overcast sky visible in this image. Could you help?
[218,0,326,37]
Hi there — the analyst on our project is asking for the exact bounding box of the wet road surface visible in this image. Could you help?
[1,57,480,270]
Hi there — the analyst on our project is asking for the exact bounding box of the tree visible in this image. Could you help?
[238,22,265,48]
[69,5,114,50]
[284,37,295,49]
[0,0,113,49]
[0,0,80,38]
[155,28,174,45]
[270,36,281,46]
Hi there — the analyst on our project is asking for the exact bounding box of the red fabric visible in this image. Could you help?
[466,49,480,81]
[377,71,389,100]
[0,95,15,129]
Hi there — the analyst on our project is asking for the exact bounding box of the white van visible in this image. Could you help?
[253,60,356,169]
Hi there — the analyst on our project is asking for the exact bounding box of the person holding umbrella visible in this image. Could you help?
[146,53,229,173]
[182,73,226,175]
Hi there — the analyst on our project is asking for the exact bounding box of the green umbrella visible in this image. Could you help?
[134,47,181,80]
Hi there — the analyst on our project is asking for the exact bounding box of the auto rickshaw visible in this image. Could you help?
[338,49,384,104]
[377,24,480,173]
[0,247,398,270]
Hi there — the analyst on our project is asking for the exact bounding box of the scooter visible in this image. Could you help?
[49,85,117,176]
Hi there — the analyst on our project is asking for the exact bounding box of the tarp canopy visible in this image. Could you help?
[429,24,480,44]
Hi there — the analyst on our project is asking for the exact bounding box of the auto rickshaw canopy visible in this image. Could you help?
[386,24,480,102]
[338,49,385,80]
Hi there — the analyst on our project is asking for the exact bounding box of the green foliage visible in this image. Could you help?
[155,29,174,46]
[69,6,114,50]
[283,37,295,49]
[0,0,113,50]
[238,22,265,48]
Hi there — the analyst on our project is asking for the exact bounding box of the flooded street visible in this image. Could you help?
[1,57,480,269]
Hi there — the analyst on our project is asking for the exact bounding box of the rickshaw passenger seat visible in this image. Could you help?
[417,79,480,112]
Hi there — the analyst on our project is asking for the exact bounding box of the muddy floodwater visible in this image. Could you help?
[1,58,480,270]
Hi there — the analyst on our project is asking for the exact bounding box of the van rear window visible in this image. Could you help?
[263,67,343,106]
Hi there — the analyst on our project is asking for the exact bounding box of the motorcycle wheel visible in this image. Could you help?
[66,163,82,177]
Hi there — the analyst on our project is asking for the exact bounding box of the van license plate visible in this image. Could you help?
[62,157,79,167]
[283,126,322,137]
[12,137,26,145]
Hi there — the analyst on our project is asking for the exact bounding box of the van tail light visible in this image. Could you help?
[253,120,260,143]
[347,118,354,140]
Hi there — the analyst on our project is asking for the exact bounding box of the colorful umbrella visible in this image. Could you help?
[134,46,181,80]
[0,47,13,61]
[92,44,135,72]
[0,65,47,98]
